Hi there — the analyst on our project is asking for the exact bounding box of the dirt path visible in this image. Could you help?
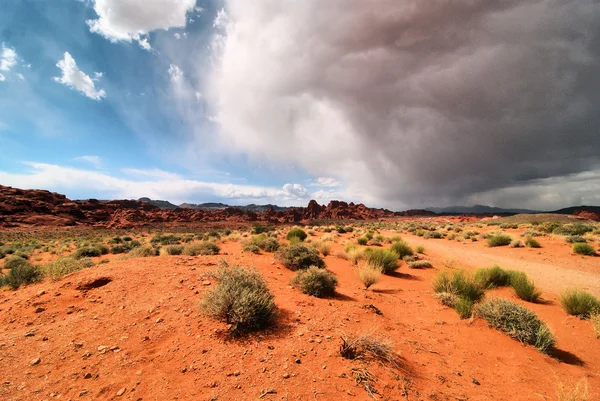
[402,233,600,297]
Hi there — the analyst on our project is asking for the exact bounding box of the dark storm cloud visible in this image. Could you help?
[208,0,600,208]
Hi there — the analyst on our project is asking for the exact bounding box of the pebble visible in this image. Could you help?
[155,318,163,323]
[283,373,290,379]
[84,373,92,379]
[25,331,35,337]
[79,389,88,397]
[97,345,108,354]
[34,307,45,314]
[30,357,41,366]
[116,387,126,396]
[202,281,211,286]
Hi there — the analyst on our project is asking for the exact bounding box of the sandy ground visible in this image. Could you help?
[0,232,599,401]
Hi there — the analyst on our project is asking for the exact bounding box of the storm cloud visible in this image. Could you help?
[207,0,600,208]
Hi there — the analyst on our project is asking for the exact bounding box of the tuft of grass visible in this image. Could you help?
[357,237,369,246]
[242,243,261,254]
[573,242,596,256]
[3,255,30,270]
[364,248,399,274]
[346,246,365,265]
[42,257,93,280]
[524,237,541,248]
[475,298,555,353]
[508,271,542,303]
[183,241,220,256]
[286,228,307,242]
[292,266,337,298]
[164,245,184,255]
[201,262,276,335]
[559,288,600,318]
[357,261,382,289]
[127,246,158,258]
[275,243,325,271]
[311,240,332,257]
[73,246,105,259]
[475,265,511,289]
[509,239,523,248]
[340,333,400,368]
[433,270,485,304]
[454,297,474,319]
[556,379,589,401]
[3,261,43,290]
[390,241,414,259]
[407,260,432,269]
[487,234,512,247]
[416,245,425,254]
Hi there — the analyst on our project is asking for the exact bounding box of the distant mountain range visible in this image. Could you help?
[138,198,294,213]
[426,205,540,214]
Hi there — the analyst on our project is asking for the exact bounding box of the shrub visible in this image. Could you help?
[509,271,541,303]
[151,234,181,245]
[127,246,157,258]
[554,223,593,236]
[524,237,541,248]
[164,245,184,255]
[559,289,600,318]
[424,231,443,239]
[357,261,382,289]
[311,240,332,257]
[201,263,277,335]
[475,298,555,353]
[364,248,399,274]
[292,266,338,298]
[73,246,103,259]
[573,242,596,256]
[433,270,485,308]
[245,235,279,252]
[43,257,93,280]
[475,265,511,289]
[390,241,414,259]
[252,224,272,234]
[339,333,400,368]
[357,237,369,246]
[416,245,425,254]
[183,241,220,256]
[566,235,587,244]
[454,297,474,319]
[286,228,307,242]
[407,260,432,269]
[242,243,261,254]
[3,261,42,290]
[487,234,512,247]
[3,255,30,270]
[276,244,325,271]
[509,240,523,248]
[346,247,365,265]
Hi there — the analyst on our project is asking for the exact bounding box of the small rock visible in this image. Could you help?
[116,387,126,396]
[83,373,92,379]
[25,331,35,337]
[282,373,290,379]
[181,367,187,373]
[155,318,163,323]
[472,378,481,386]
[233,371,240,376]
[34,307,45,314]
[79,389,88,397]
[97,345,108,354]
[295,359,301,364]
[202,281,211,286]
[30,357,41,366]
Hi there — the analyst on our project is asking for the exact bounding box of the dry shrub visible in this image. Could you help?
[335,251,349,260]
[183,241,220,256]
[311,240,332,256]
[127,246,157,258]
[43,257,93,280]
[407,260,432,269]
[358,261,382,289]
[275,243,325,270]
[347,247,365,265]
[557,379,589,401]
[339,333,400,368]
[292,266,337,297]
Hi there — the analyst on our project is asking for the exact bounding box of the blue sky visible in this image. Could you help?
[1,1,599,210]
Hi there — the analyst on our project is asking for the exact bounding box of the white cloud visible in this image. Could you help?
[53,52,106,100]
[87,0,196,49]
[0,73,5,82]
[312,177,340,188]
[168,63,183,82]
[16,73,24,81]
[0,162,314,205]
[74,155,102,168]
[282,183,309,199]
[174,33,181,40]
[121,167,182,181]
[0,43,18,72]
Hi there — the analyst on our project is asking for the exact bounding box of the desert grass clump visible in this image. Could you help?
[292,266,338,298]
[510,239,524,248]
[475,265,512,289]
[433,270,485,318]
[509,271,542,302]
[416,245,425,254]
[244,234,280,252]
[487,234,512,247]
[559,288,600,318]
[475,298,555,353]
[73,246,105,259]
[454,297,474,319]
[524,237,541,248]
[201,263,277,335]
[3,255,30,270]
[43,257,93,280]
[164,245,184,255]
[127,246,158,258]
[572,242,596,256]
[339,333,400,368]
[390,240,414,259]
[358,261,383,289]
[364,248,399,274]
[556,379,589,401]
[275,243,325,271]
[183,241,220,256]
[311,240,332,257]
[2,261,43,290]
[357,237,369,246]
[407,260,432,269]
[345,246,365,265]
[286,228,307,242]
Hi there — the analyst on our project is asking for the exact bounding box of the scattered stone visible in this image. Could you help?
[295,359,301,364]
[97,345,108,354]
[79,389,88,397]
[116,387,126,396]
[472,378,481,386]
[233,371,240,376]
[282,373,290,379]
[24,331,35,337]
[202,281,211,286]
[30,357,41,366]
[34,307,46,314]
[83,373,92,379]
[155,318,163,323]
[42,336,49,341]
[181,367,188,373]
[110,346,121,352]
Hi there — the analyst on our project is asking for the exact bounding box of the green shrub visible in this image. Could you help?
[554,223,593,236]
[524,237,541,248]
[559,289,600,318]
[151,234,181,245]
[433,271,485,306]
[573,242,596,256]
[3,255,30,270]
[127,246,157,258]
[365,248,399,274]
[251,224,272,234]
[183,241,220,256]
[407,260,432,269]
[424,231,443,239]
[292,266,338,298]
[286,228,307,242]
[416,245,425,254]
[475,265,511,289]
[3,261,42,289]
[487,234,512,247]
[566,235,587,244]
[509,271,541,303]
[122,236,133,242]
[43,257,93,279]
[245,235,280,252]
[454,297,473,319]
[165,245,184,255]
[73,246,103,259]
[201,263,276,335]
[365,232,374,240]
[276,244,325,271]
[242,243,261,254]
[390,241,414,259]
[357,237,369,246]
[475,298,555,353]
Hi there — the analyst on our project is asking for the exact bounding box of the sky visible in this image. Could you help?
[1,0,599,210]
